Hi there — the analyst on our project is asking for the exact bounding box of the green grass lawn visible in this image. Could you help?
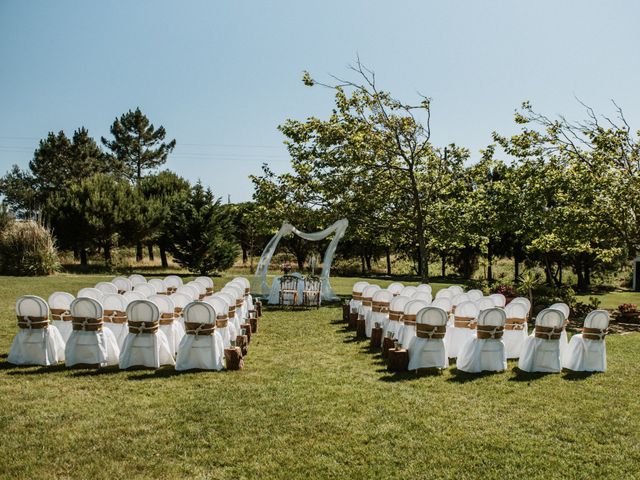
[1,274,639,479]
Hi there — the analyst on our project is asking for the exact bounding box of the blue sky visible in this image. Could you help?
[1,0,638,202]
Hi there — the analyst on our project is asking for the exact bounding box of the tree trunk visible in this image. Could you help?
[80,248,88,267]
[584,259,591,288]
[296,254,304,271]
[514,255,520,283]
[147,243,154,261]
[385,248,392,276]
[487,242,493,283]
[544,256,553,286]
[73,247,79,261]
[159,245,168,268]
[441,254,446,278]
[408,169,427,281]
[136,242,143,262]
[365,255,372,273]
[575,259,585,292]
[558,259,563,285]
[104,243,111,266]
[361,255,366,275]
[242,247,248,266]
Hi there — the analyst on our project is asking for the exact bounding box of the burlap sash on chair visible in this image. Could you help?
[159,313,175,325]
[236,298,244,309]
[198,294,206,300]
[167,287,177,294]
[388,310,403,321]
[454,316,476,329]
[403,314,417,326]
[476,325,504,339]
[351,292,363,301]
[372,301,390,313]
[72,317,103,332]
[117,289,126,295]
[17,315,49,329]
[416,323,446,339]
[215,315,229,328]
[582,327,607,341]
[362,297,373,307]
[534,325,563,340]
[504,317,526,330]
[128,321,159,334]
[102,310,127,324]
[50,308,72,321]
[206,287,214,296]
[174,307,183,316]
[228,305,236,318]
[184,322,215,336]
[244,287,250,296]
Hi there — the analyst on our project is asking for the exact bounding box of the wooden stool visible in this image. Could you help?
[249,316,258,334]
[342,304,350,322]
[224,347,244,370]
[387,348,408,372]
[255,300,262,317]
[240,323,252,343]
[236,334,249,357]
[348,312,358,329]
[370,327,383,349]
[382,337,395,358]
[356,318,366,338]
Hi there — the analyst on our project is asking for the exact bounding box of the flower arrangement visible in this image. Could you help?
[618,303,638,313]
[494,284,517,297]
[281,261,292,275]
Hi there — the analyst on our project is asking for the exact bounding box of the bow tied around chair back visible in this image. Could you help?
[183,301,217,337]
[70,297,104,332]
[126,299,161,335]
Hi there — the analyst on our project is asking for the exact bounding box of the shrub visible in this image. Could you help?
[0,220,60,275]
[494,284,517,297]
[618,303,638,313]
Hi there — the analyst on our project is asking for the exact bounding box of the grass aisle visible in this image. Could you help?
[1,277,639,478]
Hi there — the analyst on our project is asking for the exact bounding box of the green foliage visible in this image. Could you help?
[101,107,176,184]
[0,220,59,275]
[167,183,238,275]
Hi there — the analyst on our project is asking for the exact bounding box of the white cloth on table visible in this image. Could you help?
[8,326,66,366]
[119,329,175,369]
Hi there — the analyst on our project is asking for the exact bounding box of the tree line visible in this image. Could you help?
[0,108,238,275]
[249,61,639,292]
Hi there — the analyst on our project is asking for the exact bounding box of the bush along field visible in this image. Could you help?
[1,274,639,479]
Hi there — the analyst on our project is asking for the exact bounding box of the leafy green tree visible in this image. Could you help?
[167,183,238,275]
[101,107,176,184]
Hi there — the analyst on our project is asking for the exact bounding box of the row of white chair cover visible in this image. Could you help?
[8,276,255,372]
[349,281,609,373]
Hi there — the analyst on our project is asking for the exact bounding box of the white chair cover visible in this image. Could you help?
[358,285,380,332]
[195,276,214,294]
[112,276,133,293]
[217,291,242,332]
[102,293,129,349]
[95,282,118,295]
[466,289,483,301]
[175,301,224,371]
[475,297,496,312]
[448,285,464,296]
[489,293,506,308]
[148,278,168,295]
[550,302,571,358]
[457,307,507,373]
[133,283,156,298]
[416,284,433,295]
[399,286,417,297]
[65,297,119,367]
[149,294,184,355]
[222,285,245,327]
[411,291,432,304]
[451,293,469,308]
[128,274,146,286]
[170,292,192,328]
[562,310,609,372]
[123,291,145,304]
[435,289,453,300]
[511,297,531,316]
[233,276,254,311]
[503,301,529,359]
[176,284,199,301]
[206,296,237,347]
[187,280,207,299]
[8,295,65,366]
[398,299,429,348]
[387,282,404,296]
[77,287,104,303]
[366,290,393,338]
[119,300,174,369]
[407,307,448,371]
[164,275,183,291]
[228,281,248,318]
[518,308,565,373]
[444,300,477,358]
[349,281,369,315]
[383,295,410,341]
[48,291,75,342]
[431,297,452,313]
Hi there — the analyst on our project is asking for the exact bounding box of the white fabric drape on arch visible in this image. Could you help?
[253,219,348,302]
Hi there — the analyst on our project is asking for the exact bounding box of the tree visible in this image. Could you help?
[166,183,238,275]
[101,107,176,185]
[277,60,468,280]
[139,170,191,267]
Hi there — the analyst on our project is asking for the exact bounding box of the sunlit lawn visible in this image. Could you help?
[1,274,639,479]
